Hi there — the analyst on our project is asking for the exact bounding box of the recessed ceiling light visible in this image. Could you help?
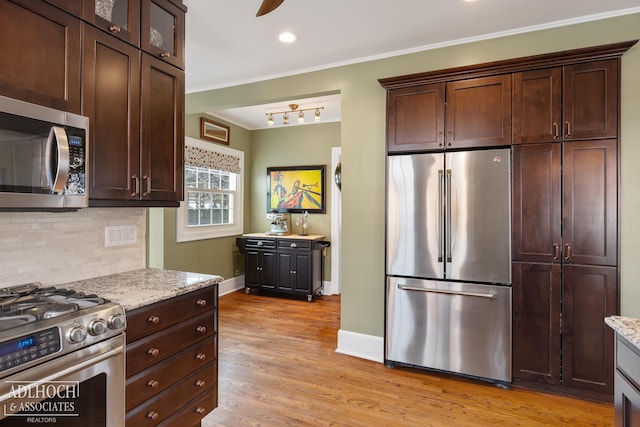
[278,32,297,43]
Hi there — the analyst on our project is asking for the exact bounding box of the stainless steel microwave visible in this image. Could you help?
[0,95,88,209]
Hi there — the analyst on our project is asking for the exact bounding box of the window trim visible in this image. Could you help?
[176,137,244,242]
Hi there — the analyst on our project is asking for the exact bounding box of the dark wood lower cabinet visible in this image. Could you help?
[614,334,640,427]
[512,262,561,384]
[125,287,218,426]
[513,262,618,396]
[563,264,618,393]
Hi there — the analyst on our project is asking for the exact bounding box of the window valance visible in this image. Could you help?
[185,145,241,174]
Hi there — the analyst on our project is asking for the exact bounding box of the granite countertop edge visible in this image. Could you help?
[63,268,223,311]
[605,315,640,351]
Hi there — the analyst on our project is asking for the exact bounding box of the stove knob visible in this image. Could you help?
[89,319,108,336]
[108,314,126,330]
[68,326,87,343]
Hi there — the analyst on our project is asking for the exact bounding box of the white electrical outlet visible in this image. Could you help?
[105,225,137,247]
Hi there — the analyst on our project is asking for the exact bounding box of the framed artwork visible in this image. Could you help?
[267,165,325,213]
[200,117,230,145]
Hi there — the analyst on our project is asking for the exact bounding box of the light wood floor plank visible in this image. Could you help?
[202,291,613,427]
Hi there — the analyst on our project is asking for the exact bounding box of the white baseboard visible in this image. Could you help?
[336,329,384,363]
[322,280,339,295]
[219,275,245,297]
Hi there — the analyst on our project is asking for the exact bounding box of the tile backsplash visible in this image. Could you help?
[0,208,146,287]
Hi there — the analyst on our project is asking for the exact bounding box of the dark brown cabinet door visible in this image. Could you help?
[512,143,561,263]
[82,0,141,46]
[142,0,186,70]
[0,0,81,113]
[563,139,617,266]
[83,25,141,201]
[513,68,562,144]
[140,54,184,202]
[445,75,512,148]
[563,264,617,393]
[386,83,445,153]
[512,262,561,384]
[563,60,618,140]
[44,0,82,17]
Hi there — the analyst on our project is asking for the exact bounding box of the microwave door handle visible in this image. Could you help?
[46,126,70,193]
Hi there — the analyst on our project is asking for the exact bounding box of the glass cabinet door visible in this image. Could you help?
[142,0,185,70]
[84,0,141,45]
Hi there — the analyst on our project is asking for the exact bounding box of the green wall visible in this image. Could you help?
[184,14,640,336]
[156,113,252,279]
[249,122,339,281]
[155,114,338,281]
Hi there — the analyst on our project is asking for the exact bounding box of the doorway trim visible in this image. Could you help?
[325,146,342,295]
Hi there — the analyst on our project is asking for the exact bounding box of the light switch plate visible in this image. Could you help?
[105,225,137,247]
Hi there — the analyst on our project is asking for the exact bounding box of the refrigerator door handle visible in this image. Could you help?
[397,283,497,299]
[437,169,444,263]
[446,169,453,263]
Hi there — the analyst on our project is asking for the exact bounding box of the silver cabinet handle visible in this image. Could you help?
[398,284,497,299]
[290,243,297,248]
[257,241,263,246]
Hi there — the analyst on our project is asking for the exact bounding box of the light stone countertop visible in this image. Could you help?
[63,268,223,311]
[605,315,640,352]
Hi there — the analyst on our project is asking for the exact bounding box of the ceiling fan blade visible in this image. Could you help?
[256,0,285,16]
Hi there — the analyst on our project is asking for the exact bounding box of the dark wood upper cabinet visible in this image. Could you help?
[562,264,617,394]
[513,68,563,144]
[43,0,82,17]
[512,143,561,263]
[386,83,445,152]
[82,25,141,201]
[563,139,618,266]
[82,0,141,46]
[564,60,618,141]
[445,74,512,149]
[0,0,81,113]
[140,53,184,202]
[514,60,619,143]
[141,0,186,70]
[386,74,511,153]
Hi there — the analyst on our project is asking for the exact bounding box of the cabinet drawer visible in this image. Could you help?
[245,238,276,249]
[157,387,217,427]
[126,337,215,411]
[126,287,216,343]
[126,363,215,426]
[277,239,312,250]
[618,337,640,391]
[126,311,215,377]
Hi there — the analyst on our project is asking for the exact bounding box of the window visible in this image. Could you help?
[177,136,243,242]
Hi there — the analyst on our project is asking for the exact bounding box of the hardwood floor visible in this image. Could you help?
[202,291,613,427]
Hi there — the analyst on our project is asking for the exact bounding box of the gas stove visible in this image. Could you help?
[0,282,126,379]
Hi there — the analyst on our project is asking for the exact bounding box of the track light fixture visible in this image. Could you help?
[266,104,325,126]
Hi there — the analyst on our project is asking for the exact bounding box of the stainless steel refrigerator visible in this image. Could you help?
[385,148,512,384]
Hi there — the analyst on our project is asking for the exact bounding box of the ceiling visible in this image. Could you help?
[183,0,640,130]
